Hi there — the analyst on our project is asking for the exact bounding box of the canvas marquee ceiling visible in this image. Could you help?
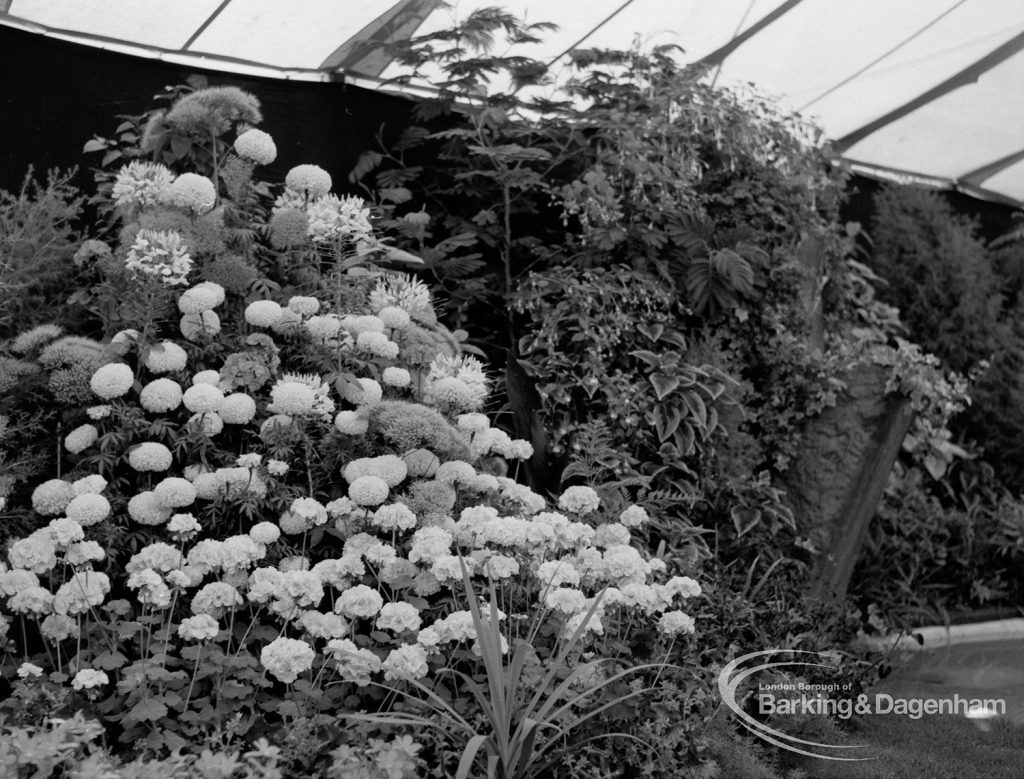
[2,0,1023,207]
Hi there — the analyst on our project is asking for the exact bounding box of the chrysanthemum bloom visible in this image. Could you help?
[287,295,319,316]
[125,544,181,575]
[244,299,283,327]
[270,307,302,334]
[64,494,110,528]
[340,314,386,337]
[145,341,188,374]
[268,381,315,415]
[139,378,183,412]
[382,644,429,681]
[112,160,174,210]
[72,669,109,691]
[376,602,422,633]
[178,614,220,641]
[31,478,76,516]
[619,505,649,528]
[307,194,374,244]
[71,475,106,497]
[183,383,224,413]
[329,412,367,442]
[356,331,399,359]
[266,459,289,476]
[434,460,476,486]
[305,314,342,341]
[378,305,411,330]
[382,367,411,388]
[209,395,252,429]
[234,128,277,165]
[90,363,134,399]
[167,513,202,539]
[260,636,315,684]
[192,369,220,386]
[153,477,197,508]
[86,405,111,420]
[189,411,224,436]
[124,229,193,286]
[335,584,384,619]
[558,485,601,516]
[269,208,309,248]
[178,284,221,314]
[180,310,221,341]
[285,164,332,198]
[249,521,281,545]
[165,173,216,215]
[128,491,173,525]
[425,354,489,411]
[128,442,173,472]
[343,455,408,488]
[664,575,702,599]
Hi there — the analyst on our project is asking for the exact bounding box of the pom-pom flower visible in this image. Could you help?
[65,493,111,526]
[558,486,601,516]
[334,410,369,435]
[177,284,221,314]
[348,475,389,506]
[90,363,134,399]
[144,341,188,374]
[139,378,183,412]
[128,442,173,472]
[183,383,225,413]
[127,491,172,525]
[31,479,76,516]
[180,311,221,341]
[72,669,109,691]
[153,477,197,508]
[64,424,98,454]
[657,610,696,636]
[244,300,283,327]
[288,296,320,316]
[219,393,257,424]
[268,381,315,416]
[165,173,216,214]
[234,128,277,165]
[285,164,332,198]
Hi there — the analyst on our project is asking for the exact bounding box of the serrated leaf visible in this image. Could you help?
[128,698,168,723]
[348,150,383,183]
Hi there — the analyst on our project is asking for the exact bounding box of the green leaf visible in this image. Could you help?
[456,734,489,779]
[93,650,129,670]
[128,698,168,723]
[83,138,109,153]
[649,373,680,401]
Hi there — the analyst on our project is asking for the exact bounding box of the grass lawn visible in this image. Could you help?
[792,713,1024,778]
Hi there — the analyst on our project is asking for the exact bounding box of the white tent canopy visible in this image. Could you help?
[3,0,1023,207]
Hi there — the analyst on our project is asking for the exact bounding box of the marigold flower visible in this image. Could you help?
[128,442,173,472]
[90,363,134,399]
[153,477,197,508]
[245,299,284,327]
[128,491,172,525]
[145,341,188,374]
[334,410,369,435]
[285,164,332,197]
[165,172,216,214]
[382,367,411,388]
[139,378,184,412]
[348,475,390,506]
[183,383,225,413]
[64,423,98,455]
[268,381,315,415]
[31,478,76,516]
[558,485,601,516]
[234,128,277,165]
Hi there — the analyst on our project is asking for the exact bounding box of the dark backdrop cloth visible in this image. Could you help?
[0,24,415,195]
